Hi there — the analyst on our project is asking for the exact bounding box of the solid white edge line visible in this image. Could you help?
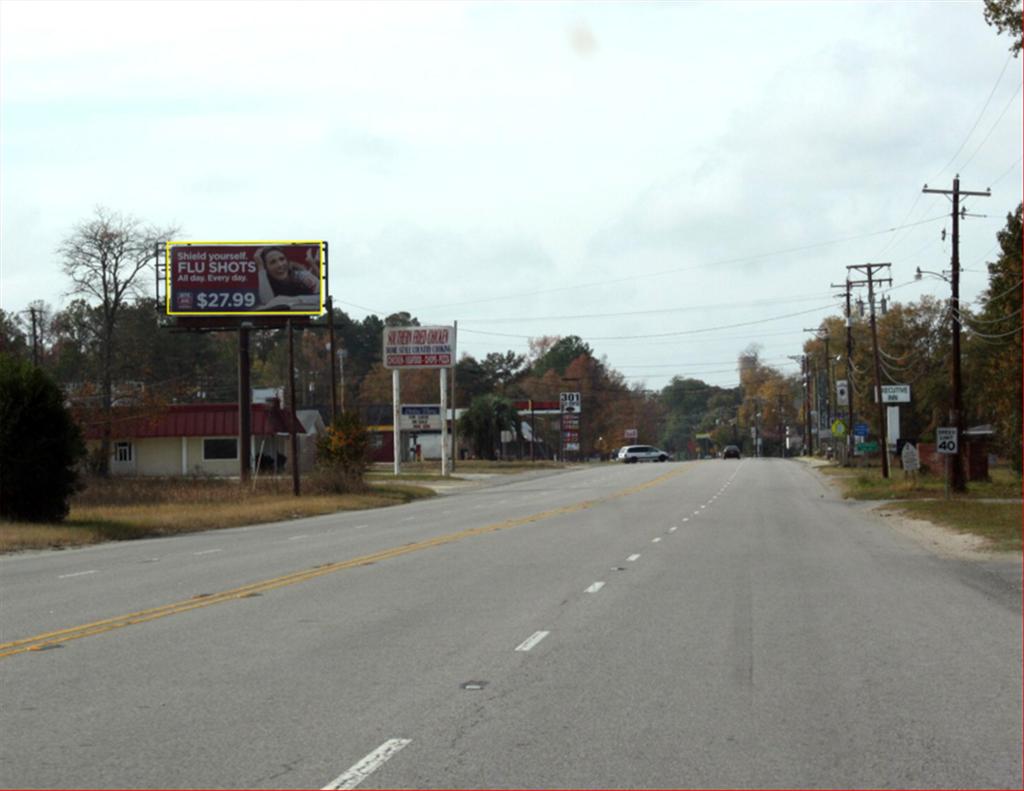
[322,739,412,790]
[515,630,550,651]
[585,581,605,593]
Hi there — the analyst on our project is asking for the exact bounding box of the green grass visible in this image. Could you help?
[816,463,1021,552]
[820,464,1021,501]
[0,477,434,553]
[884,500,1022,552]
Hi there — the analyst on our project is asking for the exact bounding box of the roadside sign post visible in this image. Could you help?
[936,427,958,500]
[383,325,457,477]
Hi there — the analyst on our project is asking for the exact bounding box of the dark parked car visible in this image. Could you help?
[722,445,741,459]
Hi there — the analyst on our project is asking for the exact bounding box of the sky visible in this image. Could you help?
[2,0,1021,391]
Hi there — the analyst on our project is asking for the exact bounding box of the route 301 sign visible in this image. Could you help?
[936,427,958,455]
[560,392,582,414]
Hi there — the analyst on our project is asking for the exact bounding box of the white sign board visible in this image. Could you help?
[383,325,456,369]
[901,442,920,472]
[936,427,958,455]
[560,392,582,414]
[875,384,911,403]
[624,428,638,440]
[836,379,849,407]
[399,404,442,431]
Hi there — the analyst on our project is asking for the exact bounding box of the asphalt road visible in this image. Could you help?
[1,459,1020,789]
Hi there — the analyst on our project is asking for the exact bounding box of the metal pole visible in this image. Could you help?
[287,320,300,496]
[450,320,458,472]
[440,366,449,477]
[392,368,401,476]
[327,295,338,421]
[238,326,252,483]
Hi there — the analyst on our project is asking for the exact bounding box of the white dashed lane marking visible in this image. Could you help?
[627,554,641,562]
[58,570,97,579]
[322,739,412,790]
[585,582,606,594]
[192,549,223,556]
[515,631,550,652]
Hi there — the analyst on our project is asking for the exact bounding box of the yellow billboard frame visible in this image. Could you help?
[165,239,326,317]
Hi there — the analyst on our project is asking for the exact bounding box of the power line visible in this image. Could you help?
[935,52,1015,180]
[958,80,1024,173]
[459,302,842,342]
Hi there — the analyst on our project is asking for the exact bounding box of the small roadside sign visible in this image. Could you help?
[936,427,958,455]
[560,392,582,414]
[875,384,911,403]
[836,380,849,407]
[901,442,920,472]
[624,428,638,440]
[853,422,869,437]
[860,440,880,453]
[831,419,847,438]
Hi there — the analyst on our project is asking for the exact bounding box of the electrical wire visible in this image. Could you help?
[935,52,1015,180]
[459,302,842,342]
[957,80,1024,173]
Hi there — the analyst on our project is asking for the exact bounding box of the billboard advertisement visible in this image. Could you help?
[383,326,455,368]
[166,241,324,316]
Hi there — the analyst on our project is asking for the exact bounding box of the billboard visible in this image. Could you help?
[383,326,455,368]
[166,241,325,316]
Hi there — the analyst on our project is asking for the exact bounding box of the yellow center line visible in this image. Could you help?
[1,465,690,659]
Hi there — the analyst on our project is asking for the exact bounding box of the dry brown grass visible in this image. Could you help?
[1,476,433,553]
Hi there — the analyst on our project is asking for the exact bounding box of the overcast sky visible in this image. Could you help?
[2,0,1021,390]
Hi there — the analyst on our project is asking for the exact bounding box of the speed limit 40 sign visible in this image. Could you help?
[936,427,958,454]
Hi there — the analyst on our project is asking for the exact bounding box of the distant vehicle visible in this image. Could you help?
[618,445,669,463]
[722,445,741,459]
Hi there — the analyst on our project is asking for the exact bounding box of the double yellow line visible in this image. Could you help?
[1,465,689,659]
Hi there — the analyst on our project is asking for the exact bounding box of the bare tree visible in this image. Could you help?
[58,207,178,474]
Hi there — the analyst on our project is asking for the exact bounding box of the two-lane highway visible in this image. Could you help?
[1,460,1020,788]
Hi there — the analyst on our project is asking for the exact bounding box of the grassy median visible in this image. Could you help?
[819,464,1021,552]
[0,475,434,553]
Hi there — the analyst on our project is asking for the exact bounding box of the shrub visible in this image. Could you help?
[314,411,369,493]
[0,354,86,521]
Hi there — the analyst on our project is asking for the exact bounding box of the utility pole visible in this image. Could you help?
[848,263,892,478]
[803,327,832,455]
[788,354,809,456]
[832,280,855,464]
[923,175,990,492]
[28,307,40,367]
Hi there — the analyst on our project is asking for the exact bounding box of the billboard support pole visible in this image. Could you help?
[450,319,458,473]
[287,320,301,496]
[440,367,449,477]
[392,369,401,476]
[238,325,252,483]
[327,295,338,421]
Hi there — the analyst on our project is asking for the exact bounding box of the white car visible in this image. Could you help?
[617,445,670,463]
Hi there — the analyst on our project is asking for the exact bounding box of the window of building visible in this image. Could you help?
[114,441,133,463]
[203,438,238,460]
[370,433,384,449]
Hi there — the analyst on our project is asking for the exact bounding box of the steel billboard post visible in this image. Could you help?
[392,369,401,476]
[238,324,252,483]
[440,367,449,477]
[287,319,300,497]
